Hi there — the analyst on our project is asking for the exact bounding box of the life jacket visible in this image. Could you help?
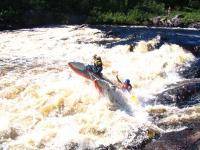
[94,57,102,67]
[121,83,132,92]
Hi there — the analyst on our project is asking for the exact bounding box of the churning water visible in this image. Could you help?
[0,25,199,149]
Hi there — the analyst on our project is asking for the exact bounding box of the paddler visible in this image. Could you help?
[86,54,103,76]
[92,54,103,76]
[85,54,103,79]
[116,75,132,92]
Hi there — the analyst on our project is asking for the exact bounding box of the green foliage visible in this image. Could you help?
[89,1,165,25]
[188,0,200,9]
[169,9,200,25]
[126,9,144,24]
[0,0,199,29]
[29,0,48,10]
[182,10,200,25]
[136,0,165,15]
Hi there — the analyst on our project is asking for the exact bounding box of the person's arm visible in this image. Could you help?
[116,75,122,84]
[129,85,132,91]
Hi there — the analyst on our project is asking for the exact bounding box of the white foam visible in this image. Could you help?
[0,25,196,149]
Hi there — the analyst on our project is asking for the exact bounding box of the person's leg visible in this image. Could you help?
[96,67,103,76]
[86,65,93,71]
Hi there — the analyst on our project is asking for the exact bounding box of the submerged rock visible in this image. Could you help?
[152,79,200,108]
[180,58,200,78]
[144,126,200,150]
[182,45,200,57]
[0,127,19,144]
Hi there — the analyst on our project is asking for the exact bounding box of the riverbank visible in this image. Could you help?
[1,1,200,31]
[88,10,200,28]
[1,18,199,31]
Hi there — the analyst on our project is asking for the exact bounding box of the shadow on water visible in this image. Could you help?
[88,25,200,50]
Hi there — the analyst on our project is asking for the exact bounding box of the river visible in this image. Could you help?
[0,25,200,149]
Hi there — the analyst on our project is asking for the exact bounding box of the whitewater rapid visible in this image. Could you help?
[0,25,198,149]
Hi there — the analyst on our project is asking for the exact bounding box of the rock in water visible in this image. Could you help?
[189,22,200,29]
[144,126,200,150]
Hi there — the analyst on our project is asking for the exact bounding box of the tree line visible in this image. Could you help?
[0,0,199,29]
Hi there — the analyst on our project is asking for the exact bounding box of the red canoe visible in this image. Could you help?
[68,62,128,108]
[68,62,106,93]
